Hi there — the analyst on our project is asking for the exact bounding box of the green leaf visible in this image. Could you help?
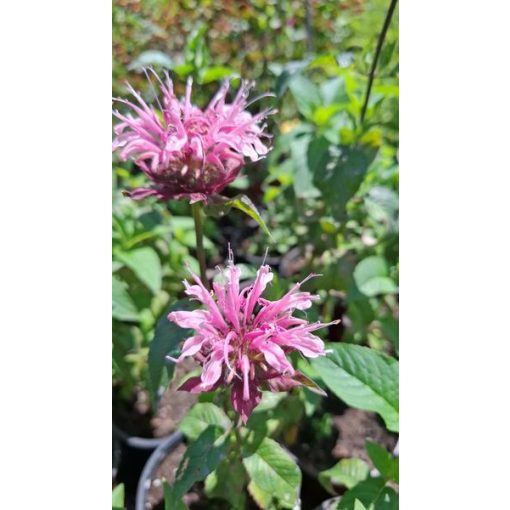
[380,316,399,356]
[318,458,370,494]
[312,344,399,432]
[166,426,229,507]
[163,481,186,510]
[112,483,125,509]
[112,276,139,322]
[354,500,369,510]
[205,455,247,508]
[353,257,397,297]
[206,194,272,240]
[288,75,320,119]
[290,135,321,199]
[148,300,194,408]
[199,66,237,84]
[313,144,377,220]
[242,437,301,509]
[338,478,398,510]
[247,480,277,510]
[180,403,232,441]
[116,247,162,295]
[365,441,399,483]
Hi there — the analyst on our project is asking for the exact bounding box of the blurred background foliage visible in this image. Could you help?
[112,0,398,409]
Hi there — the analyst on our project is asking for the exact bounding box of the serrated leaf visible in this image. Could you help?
[112,483,125,508]
[353,257,397,297]
[116,247,162,295]
[312,344,399,432]
[112,276,139,322]
[365,442,399,483]
[167,426,229,507]
[338,478,398,510]
[180,403,232,441]
[243,437,301,509]
[319,458,370,494]
[148,300,194,408]
[206,194,272,239]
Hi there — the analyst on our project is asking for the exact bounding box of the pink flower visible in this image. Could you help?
[112,71,274,203]
[168,259,338,423]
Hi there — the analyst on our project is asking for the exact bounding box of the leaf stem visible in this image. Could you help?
[191,201,209,289]
[360,0,398,125]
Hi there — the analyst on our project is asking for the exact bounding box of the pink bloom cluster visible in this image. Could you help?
[112,72,273,203]
[168,260,337,423]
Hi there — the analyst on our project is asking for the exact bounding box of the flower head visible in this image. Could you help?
[168,258,338,423]
[112,71,273,203]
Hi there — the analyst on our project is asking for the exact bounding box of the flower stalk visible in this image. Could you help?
[360,0,398,125]
[191,202,209,290]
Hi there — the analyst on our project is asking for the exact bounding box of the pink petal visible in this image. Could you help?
[244,265,273,324]
[168,310,208,329]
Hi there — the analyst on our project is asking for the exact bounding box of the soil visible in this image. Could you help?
[113,360,197,439]
[331,408,397,463]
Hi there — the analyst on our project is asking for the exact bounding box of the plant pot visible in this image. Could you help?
[113,423,171,509]
[313,497,341,510]
[135,431,184,510]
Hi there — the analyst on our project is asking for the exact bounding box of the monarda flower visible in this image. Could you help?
[112,71,273,203]
[167,259,338,423]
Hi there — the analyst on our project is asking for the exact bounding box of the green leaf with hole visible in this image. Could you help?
[312,344,399,432]
[319,458,370,494]
[112,276,139,322]
[148,300,194,408]
[365,441,399,483]
[242,437,301,509]
[116,247,162,295]
[180,403,232,441]
[353,256,397,297]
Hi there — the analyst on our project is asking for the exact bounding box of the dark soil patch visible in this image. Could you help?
[331,408,397,462]
[113,360,197,439]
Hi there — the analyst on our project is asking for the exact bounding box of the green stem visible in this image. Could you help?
[191,202,209,289]
[360,0,398,125]
[233,423,244,460]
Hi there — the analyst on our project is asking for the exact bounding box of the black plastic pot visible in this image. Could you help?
[135,431,184,510]
[113,423,167,450]
[113,423,178,509]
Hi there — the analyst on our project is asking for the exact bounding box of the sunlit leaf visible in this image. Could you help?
[312,343,399,432]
